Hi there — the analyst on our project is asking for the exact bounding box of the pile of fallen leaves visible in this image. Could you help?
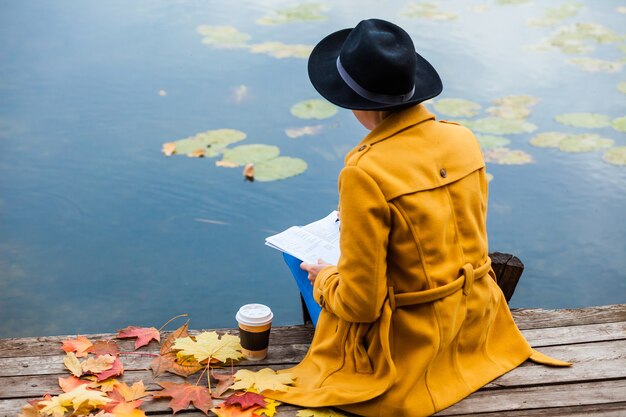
[17,317,299,417]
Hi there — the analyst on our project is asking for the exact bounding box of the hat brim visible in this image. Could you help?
[308,28,443,111]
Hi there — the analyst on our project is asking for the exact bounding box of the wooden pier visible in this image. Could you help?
[1,304,625,416]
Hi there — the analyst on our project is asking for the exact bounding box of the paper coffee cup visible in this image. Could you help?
[236,304,273,361]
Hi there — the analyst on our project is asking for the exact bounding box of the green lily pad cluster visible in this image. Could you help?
[530,132,614,153]
[484,148,534,165]
[568,57,623,73]
[617,82,626,94]
[163,129,308,182]
[249,42,313,59]
[433,98,481,117]
[496,0,531,5]
[612,116,626,132]
[527,3,583,28]
[554,112,611,128]
[256,3,328,25]
[461,117,537,135]
[196,26,251,49]
[291,99,338,120]
[529,22,623,56]
[477,135,511,150]
[401,2,458,21]
[602,147,626,166]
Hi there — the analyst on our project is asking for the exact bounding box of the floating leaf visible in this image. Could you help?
[492,95,540,108]
[603,146,626,166]
[611,116,626,132]
[249,42,313,59]
[401,2,458,20]
[229,368,295,393]
[197,26,251,48]
[153,381,213,415]
[291,99,337,120]
[554,112,611,128]
[568,57,623,73]
[170,129,247,158]
[527,3,583,27]
[557,134,614,153]
[285,125,324,138]
[158,89,167,97]
[496,0,531,4]
[162,142,176,156]
[254,157,308,182]
[243,163,255,181]
[476,135,511,150]
[487,95,538,119]
[257,3,328,25]
[619,82,626,94]
[296,408,349,417]
[220,144,280,167]
[529,132,569,148]
[433,98,481,117]
[461,117,537,134]
[173,331,243,363]
[117,326,160,349]
[484,148,534,165]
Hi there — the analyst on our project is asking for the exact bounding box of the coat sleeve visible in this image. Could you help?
[313,165,390,323]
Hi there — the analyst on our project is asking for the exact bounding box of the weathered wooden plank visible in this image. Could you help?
[521,321,626,347]
[512,304,626,330]
[3,340,624,399]
[440,401,626,417]
[436,379,626,415]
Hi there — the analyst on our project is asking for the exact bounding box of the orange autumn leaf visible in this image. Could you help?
[111,381,149,402]
[117,326,160,349]
[243,163,254,181]
[87,341,120,357]
[151,322,203,377]
[95,357,124,381]
[162,142,176,156]
[211,370,235,398]
[211,403,263,417]
[81,354,116,374]
[109,400,146,417]
[153,381,212,415]
[58,376,90,393]
[61,336,93,358]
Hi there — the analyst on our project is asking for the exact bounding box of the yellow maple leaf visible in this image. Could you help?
[84,376,120,392]
[296,408,348,417]
[173,331,243,363]
[229,368,295,393]
[254,398,281,417]
[39,395,69,417]
[115,381,149,401]
[110,400,146,417]
[63,352,83,377]
[64,384,112,410]
[81,354,116,374]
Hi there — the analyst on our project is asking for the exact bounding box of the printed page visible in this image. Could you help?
[301,210,340,245]
[265,225,340,265]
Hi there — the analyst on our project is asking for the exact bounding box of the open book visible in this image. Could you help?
[265,211,340,265]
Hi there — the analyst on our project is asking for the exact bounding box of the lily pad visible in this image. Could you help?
[170,129,247,157]
[617,82,626,94]
[476,135,511,149]
[254,157,308,181]
[527,3,583,28]
[220,144,280,166]
[492,95,539,108]
[496,0,531,4]
[401,3,458,21]
[611,116,626,132]
[486,105,531,119]
[602,146,626,166]
[249,42,313,59]
[568,57,623,73]
[484,148,534,165]
[291,99,338,120]
[257,3,328,25]
[529,132,569,148]
[461,117,537,134]
[558,134,614,153]
[433,98,481,117]
[197,26,251,48]
[554,112,611,128]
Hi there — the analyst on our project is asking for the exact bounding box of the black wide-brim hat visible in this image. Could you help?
[308,19,443,111]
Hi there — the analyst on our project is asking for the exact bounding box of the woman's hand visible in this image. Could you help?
[300,259,332,285]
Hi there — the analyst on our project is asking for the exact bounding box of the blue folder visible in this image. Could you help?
[283,253,322,326]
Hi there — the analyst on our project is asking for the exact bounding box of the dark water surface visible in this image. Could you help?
[1,1,625,337]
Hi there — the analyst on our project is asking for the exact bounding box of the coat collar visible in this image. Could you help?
[345,104,436,164]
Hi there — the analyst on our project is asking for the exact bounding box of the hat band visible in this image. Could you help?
[336,57,416,105]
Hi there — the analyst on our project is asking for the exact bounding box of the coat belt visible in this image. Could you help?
[388,258,492,312]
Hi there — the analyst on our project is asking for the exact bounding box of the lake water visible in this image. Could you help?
[1,0,625,338]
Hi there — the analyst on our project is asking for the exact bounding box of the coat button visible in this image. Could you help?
[358,145,367,151]
[440,168,447,178]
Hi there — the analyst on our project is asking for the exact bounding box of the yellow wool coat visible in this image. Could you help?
[269,104,568,417]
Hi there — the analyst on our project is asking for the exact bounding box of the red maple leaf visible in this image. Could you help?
[224,392,267,410]
[95,356,124,381]
[153,381,212,415]
[211,403,263,417]
[211,371,235,398]
[117,326,160,349]
[87,340,120,357]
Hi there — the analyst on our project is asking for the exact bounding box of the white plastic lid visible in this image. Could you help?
[236,304,273,326]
